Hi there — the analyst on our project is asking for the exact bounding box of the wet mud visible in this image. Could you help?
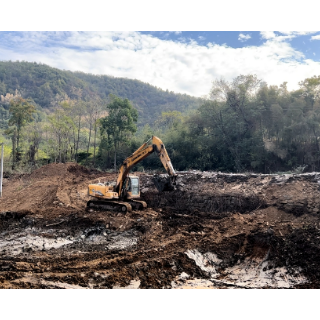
[1,163,320,288]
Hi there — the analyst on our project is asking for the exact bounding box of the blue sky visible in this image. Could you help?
[141,31,320,61]
[0,31,320,97]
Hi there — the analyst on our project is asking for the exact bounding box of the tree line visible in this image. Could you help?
[152,74,320,173]
[1,71,320,174]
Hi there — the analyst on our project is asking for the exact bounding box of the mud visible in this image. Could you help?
[1,163,320,288]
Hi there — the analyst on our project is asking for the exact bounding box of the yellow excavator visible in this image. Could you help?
[87,136,177,213]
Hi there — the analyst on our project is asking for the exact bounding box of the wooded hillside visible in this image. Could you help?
[0,61,202,124]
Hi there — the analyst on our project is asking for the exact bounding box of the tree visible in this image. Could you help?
[74,102,85,161]
[4,126,17,169]
[155,110,183,131]
[91,98,105,167]
[23,121,44,165]
[8,97,36,163]
[299,76,320,111]
[207,75,264,172]
[48,101,75,163]
[100,95,138,171]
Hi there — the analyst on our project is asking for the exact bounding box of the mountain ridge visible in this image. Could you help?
[0,61,203,124]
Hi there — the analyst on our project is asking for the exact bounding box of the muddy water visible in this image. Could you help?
[171,249,307,289]
[0,227,138,256]
[0,228,73,255]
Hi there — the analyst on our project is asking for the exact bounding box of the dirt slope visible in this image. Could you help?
[0,163,117,218]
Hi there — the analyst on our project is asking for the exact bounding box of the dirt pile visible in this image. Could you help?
[0,163,113,218]
[1,164,320,288]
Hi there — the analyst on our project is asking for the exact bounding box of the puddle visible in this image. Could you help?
[0,227,139,256]
[222,259,306,288]
[84,228,138,250]
[0,229,73,255]
[175,249,308,289]
[106,233,138,250]
[185,249,222,277]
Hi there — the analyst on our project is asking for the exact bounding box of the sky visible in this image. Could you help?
[1,31,320,97]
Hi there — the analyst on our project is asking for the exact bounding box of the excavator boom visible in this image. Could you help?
[116,136,176,195]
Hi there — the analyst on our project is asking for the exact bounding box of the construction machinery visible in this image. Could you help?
[87,136,177,213]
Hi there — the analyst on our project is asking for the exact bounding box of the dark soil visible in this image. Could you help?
[1,163,320,288]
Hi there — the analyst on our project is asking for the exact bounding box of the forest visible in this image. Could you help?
[1,61,320,174]
[0,61,202,125]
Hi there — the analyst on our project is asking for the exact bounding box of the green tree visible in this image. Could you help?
[207,75,264,171]
[155,111,183,133]
[100,95,138,171]
[23,121,44,165]
[4,126,17,169]
[48,101,75,163]
[299,76,320,111]
[7,97,36,163]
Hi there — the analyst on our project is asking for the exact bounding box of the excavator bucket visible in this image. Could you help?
[152,174,176,192]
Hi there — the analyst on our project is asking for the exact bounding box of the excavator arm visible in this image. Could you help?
[115,136,177,195]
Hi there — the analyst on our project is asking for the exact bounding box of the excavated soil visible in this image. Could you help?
[1,163,320,289]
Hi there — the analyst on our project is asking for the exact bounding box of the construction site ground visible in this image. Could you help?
[1,162,320,289]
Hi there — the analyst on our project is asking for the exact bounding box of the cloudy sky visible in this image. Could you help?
[1,31,320,97]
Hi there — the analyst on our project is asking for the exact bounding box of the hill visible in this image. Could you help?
[0,61,202,124]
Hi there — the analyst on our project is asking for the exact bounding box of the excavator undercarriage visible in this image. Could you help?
[86,200,132,213]
[86,199,147,213]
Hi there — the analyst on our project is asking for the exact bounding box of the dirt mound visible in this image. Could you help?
[28,163,98,181]
[0,163,109,218]
[67,164,101,176]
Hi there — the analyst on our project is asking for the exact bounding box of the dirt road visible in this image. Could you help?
[0,163,319,288]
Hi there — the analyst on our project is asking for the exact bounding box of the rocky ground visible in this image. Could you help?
[0,163,320,289]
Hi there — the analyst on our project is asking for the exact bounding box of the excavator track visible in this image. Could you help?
[128,200,147,210]
[86,200,132,213]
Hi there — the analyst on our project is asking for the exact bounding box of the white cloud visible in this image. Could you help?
[1,31,320,97]
[261,31,319,42]
[260,31,276,39]
[238,33,251,42]
[279,31,318,36]
[311,34,320,40]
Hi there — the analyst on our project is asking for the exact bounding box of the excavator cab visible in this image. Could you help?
[123,175,140,199]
